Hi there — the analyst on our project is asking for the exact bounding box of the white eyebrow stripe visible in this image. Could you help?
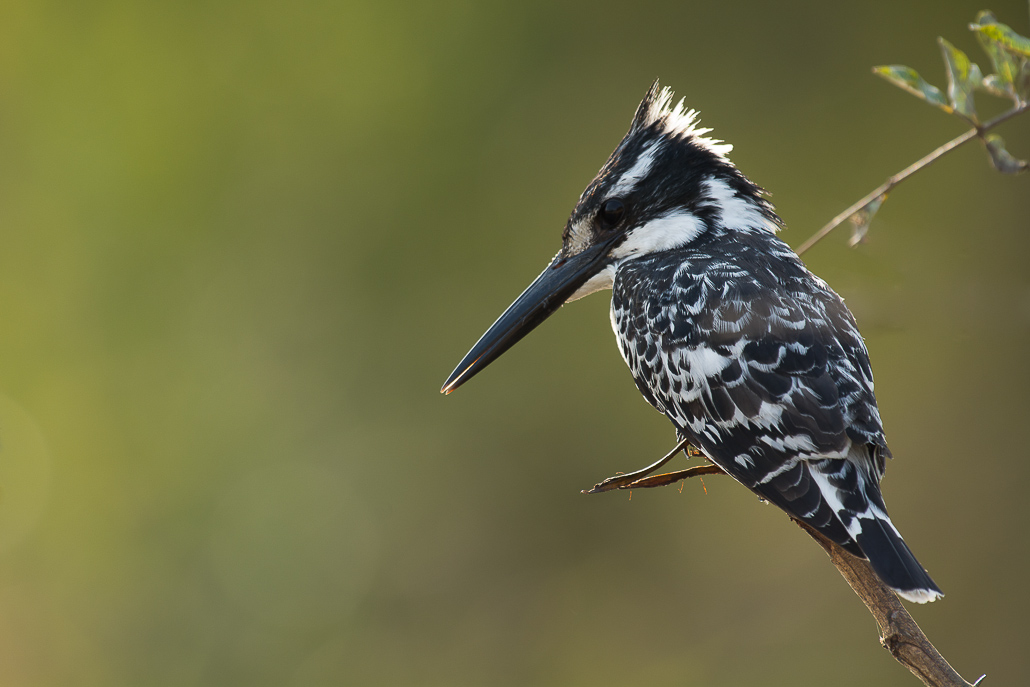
[609,141,659,197]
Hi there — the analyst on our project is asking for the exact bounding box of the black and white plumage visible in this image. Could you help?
[443,81,941,603]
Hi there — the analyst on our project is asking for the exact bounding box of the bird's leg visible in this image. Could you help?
[583,438,720,493]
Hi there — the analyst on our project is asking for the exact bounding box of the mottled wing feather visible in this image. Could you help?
[613,234,888,550]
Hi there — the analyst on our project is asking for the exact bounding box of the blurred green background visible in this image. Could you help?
[0,1,1028,685]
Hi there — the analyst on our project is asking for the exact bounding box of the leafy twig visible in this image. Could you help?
[796,9,1030,255]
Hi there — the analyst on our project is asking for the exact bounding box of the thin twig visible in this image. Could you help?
[795,102,1030,256]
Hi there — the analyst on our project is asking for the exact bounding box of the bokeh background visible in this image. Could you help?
[0,1,1028,685]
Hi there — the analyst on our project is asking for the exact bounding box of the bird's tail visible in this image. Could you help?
[807,458,943,604]
[853,511,943,603]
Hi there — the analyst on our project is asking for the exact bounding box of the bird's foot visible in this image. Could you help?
[615,463,725,490]
[582,438,722,493]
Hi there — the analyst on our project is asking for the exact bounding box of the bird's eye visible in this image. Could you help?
[599,198,625,228]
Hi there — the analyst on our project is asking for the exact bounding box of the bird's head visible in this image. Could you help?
[441,80,780,394]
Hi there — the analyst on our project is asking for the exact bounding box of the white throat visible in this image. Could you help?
[566,263,617,303]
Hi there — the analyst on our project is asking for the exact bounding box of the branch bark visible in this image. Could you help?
[794,521,978,687]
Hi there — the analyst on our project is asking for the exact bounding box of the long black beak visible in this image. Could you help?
[441,240,615,394]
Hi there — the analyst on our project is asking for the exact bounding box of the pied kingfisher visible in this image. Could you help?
[442,81,942,603]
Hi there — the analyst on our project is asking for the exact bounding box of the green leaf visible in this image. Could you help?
[848,193,888,247]
[938,37,979,122]
[983,134,1028,174]
[970,11,1023,94]
[873,65,951,112]
[970,21,1030,58]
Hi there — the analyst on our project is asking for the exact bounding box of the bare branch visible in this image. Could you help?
[795,102,1030,256]
[795,522,976,687]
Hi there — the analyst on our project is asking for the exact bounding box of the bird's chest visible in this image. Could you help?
[610,264,719,419]
[611,305,710,393]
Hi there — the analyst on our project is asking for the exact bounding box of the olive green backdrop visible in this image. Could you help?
[0,1,1027,685]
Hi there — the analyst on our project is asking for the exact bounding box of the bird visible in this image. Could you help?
[441,80,942,603]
